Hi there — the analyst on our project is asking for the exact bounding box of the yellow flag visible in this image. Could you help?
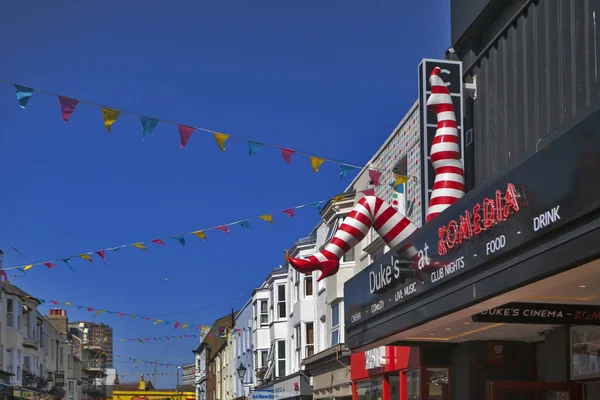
[214,132,229,151]
[131,314,136,319]
[79,254,93,262]
[181,323,189,329]
[394,175,410,186]
[103,337,108,342]
[154,320,163,325]
[332,195,345,203]
[101,107,120,133]
[24,265,34,271]
[119,339,124,342]
[193,231,207,241]
[95,310,105,316]
[64,302,72,306]
[259,214,274,225]
[132,243,147,251]
[138,339,143,343]
[310,156,325,172]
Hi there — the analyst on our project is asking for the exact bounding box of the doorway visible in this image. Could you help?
[486,381,581,400]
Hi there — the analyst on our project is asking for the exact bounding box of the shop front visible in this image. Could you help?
[302,344,351,400]
[344,104,600,400]
[351,346,451,400]
[270,373,312,400]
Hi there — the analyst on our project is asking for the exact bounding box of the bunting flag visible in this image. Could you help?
[368,169,383,186]
[178,125,194,148]
[101,108,120,133]
[141,117,159,138]
[2,79,421,179]
[393,174,410,187]
[95,310,105,316]
[62,258,75,271]
[58,96,79,122]
[1,180,411,273]
[14,85,34,108]
[310,156,325,172]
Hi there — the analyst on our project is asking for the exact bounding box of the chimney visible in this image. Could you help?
[47,308,69,337]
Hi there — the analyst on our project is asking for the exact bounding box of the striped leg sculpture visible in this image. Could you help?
[289,67,465,280]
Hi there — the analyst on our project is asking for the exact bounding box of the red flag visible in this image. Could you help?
[368,169,383,186]
[88,308,94,312]
[146,317,151,321]
[283,208,295,218]
[174,322,181,329]
[196,325,201,330]
[44,262,56,269]
[178,125,195,149]
[50,300,59,305]
[96,250,106,265]
[215,226,231,235]
[145,338,150,341]
[119,313,125,317]
[281,148,295,163]
[363,188,376,196]
[152,239,166,246]
[58,96,79,122]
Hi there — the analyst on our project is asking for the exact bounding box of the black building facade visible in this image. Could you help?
[343,1,600,399]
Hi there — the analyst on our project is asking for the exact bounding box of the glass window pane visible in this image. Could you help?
[331,330,339,346]
[426,368,449,400]
[357,379,382,400]
[332,304,340,327]
[406,369,420,400]
[389,375,400,400]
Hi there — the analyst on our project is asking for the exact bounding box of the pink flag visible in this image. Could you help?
[152,239,166,246]
[58,96,79,122]
[166,337,171,340]
[44,262,56,269]
[50,300,59,305]
[88,308,94,312]
[118,313,125,317]
[145,338,150,341]
[178,125,195,148]
[368,169,383,186]
[174,322,181,329]
[283,208,295,218]
[196,325,201,330]
[363,188,376,196]
[96,250,106,265]
[281,148,295,163]
[215,226,231,235]
[146,317,151,321]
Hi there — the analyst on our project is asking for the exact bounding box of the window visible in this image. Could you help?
[7,299,13,328]
[17,303,22,331]
[294,325,301,369]
[260,301,268,327]
[24,356,30,371]
[305,323,314,357]
[277,285,286,319]
[59,346,63,367]
[0,344,3,370]
[24,311,31,339]
[304,276,313,297]
[342,247,355,263]
[17,349,21,381]
[331,303,340,346]
[426,368,449,400]
[406,369,420,400]
[277,340,286,378]
[261,350,268,367]
[68,380,75,400]
[6,348,13,376]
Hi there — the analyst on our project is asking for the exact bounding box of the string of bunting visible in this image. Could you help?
[7,289,250,333]
[119,372,180,377]
[3,179,411,272]
[2,80,415,179]
[115,354,181,368]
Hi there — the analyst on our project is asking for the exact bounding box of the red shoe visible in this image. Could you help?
[288,257,340,282]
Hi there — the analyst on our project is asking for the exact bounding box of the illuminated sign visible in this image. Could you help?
[437,183,521,256]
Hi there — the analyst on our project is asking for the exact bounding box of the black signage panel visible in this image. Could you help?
[472,303,600,326]
[418,59,464,227]
[344,125,600,328]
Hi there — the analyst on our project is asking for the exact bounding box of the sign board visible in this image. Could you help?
[55,371,65,386]
[364,346,387,369]
[344,126,600,328]
[473,303,600,325]
[249,390,274,400]
[418,58,464,227]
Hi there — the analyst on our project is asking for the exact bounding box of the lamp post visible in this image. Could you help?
[237,363,247,399]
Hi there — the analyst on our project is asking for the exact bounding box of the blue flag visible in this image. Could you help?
[14,85,34,108]
[62,258,75,272]
[339,164,355,179]
[248,141,264,156]
[172,235,186,246]
[141,117,159,138]
[239,220,253,230]
[309,202,323,211]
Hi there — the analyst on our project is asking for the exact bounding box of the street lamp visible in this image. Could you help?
[237,363,247,385]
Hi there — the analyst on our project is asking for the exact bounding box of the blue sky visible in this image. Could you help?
[0,1,449,387]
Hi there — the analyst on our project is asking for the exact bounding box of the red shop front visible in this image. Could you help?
[351,346,451,400]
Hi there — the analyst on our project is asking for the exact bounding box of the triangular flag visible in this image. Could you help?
[178,125,195,148]
[281,148,295,163]
[310,156,325,172]
[154,320,163,325]
[368,169,383,186]
[62,258,75,271]
[332,195,345,203]
[50,300,59,305]
[215,226,231,235]
[214,132,229,151]
[101,108,120,133]
[141,117,159,138]
[96,250,106,265]
[118,313,125,317]
[174,322,181,329]
[309,202,323,211]
[393,175,410,186]
[79,254,93,262]
[172,235,186,246]
[283,208,295,218]
[14,85,34,108]
[44,262,56,269]
[340,165,355,179]
[182,324,189,329]
[248,141,264,156]
[151,239,165,246]
[165,321,171,326]
[259,214,274,225]
[239,221,252,230]
[58,96,79,122]
[193,231,206,241]
[363,188,376,196]
[95,310,105,316]
[64,302,72,306]
[138,339,143,343]
[88,308,95,312]
[24,265,34,271]
[132,243,147,251]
